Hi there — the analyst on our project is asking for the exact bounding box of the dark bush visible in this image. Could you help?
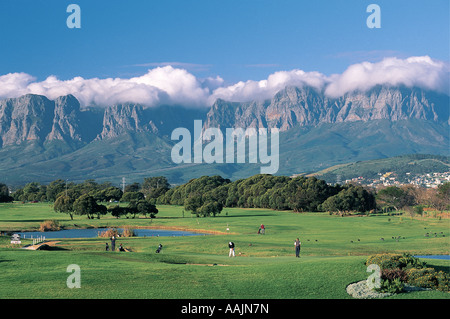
[406,268,450,292]
[381,268,408,282]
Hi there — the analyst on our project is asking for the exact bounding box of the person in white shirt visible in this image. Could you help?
[294,238,301,258]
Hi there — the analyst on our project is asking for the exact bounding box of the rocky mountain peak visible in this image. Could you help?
[0,94,54,146]
[204,85,449,132]
[47,94,82,142]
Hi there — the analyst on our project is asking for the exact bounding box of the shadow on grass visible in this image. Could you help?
[151,213,278,220]
[430,264,450,274]
[36,245,69,251]
[0,219,48,223]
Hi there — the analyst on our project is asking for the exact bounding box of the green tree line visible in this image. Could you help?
[4,174,448,219]
[157,174,376,216]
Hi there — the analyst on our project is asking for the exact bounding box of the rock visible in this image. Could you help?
[346,280,393,299]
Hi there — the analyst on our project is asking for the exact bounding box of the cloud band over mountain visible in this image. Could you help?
[0,56,448,108]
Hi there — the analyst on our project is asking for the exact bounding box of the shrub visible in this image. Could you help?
[371,267,408,294]
[406,268,450,292]
[121,226,136,237]
[398,253,427,270]
[377,278,404,294]
[381,268,408,282]
[98,228,119,238]
[366,253,404,269]
[413,205,424,215]
[97,227,136,238]
[366,253,426,270]
[436,272,450,292]
[39,220,61,232]
[366,253,448,294]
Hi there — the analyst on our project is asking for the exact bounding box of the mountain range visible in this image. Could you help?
[0,85,448,187]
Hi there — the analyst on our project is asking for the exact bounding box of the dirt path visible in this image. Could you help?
[24,241,61,250]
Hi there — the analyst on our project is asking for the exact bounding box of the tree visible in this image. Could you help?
[105,187,123,202]
[17,182,47,201]
[184,193,203,217]
[54,192,77,220]
[12,188,24,201]
[377,186,414,211]
[135,200,159,219]
[0,183,13,203]
[124,182,140,193]
[319,184,376,213]
[198,201,223,217]
[427,182,450,212]
[108,205,127,218]
[319,194,340,213]
[93,186,123,202]
[77,179,99,195]
[46,179,67,202]
[73,194,107,219]
[142,176,170,199]
[161,175,230,206]
[121,191,145,202]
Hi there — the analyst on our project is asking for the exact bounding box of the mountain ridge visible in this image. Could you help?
[0,85,448,186]
[204,85,449,132]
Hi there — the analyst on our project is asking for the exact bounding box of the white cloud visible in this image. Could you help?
[212,56,449,102]
[0,56,448,108]
[131,62,213,72]
[0,66,215,108]
[324,56,449,98]
[0,72,36,98]
[209,69,330,103]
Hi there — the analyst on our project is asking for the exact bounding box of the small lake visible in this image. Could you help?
[414,255,450,260]
[16,228,207,239]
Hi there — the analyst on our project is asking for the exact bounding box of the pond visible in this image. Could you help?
[414,255,450,260]
[16,228,207,239]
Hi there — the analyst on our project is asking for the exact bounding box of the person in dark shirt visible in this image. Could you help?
[228,241,235,257]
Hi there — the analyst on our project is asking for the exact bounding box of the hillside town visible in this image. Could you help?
[344,171,450,188]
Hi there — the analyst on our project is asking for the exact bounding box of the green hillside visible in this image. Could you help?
[311,154,450,183]
[0,119,448,187]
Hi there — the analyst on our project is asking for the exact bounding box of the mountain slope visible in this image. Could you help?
[0,86,448,186]
[309,154,450,184]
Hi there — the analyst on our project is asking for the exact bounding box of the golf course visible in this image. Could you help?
[0,202,449,299]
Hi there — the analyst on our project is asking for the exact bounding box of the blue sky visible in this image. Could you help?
[0,0,448,83]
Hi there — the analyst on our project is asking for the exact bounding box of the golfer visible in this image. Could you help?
[294,238,301,258]
[110,235,116,251]
[228,241,235,257]
[260,224,265,235]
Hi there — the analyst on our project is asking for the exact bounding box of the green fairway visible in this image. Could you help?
[0,202,449,299]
